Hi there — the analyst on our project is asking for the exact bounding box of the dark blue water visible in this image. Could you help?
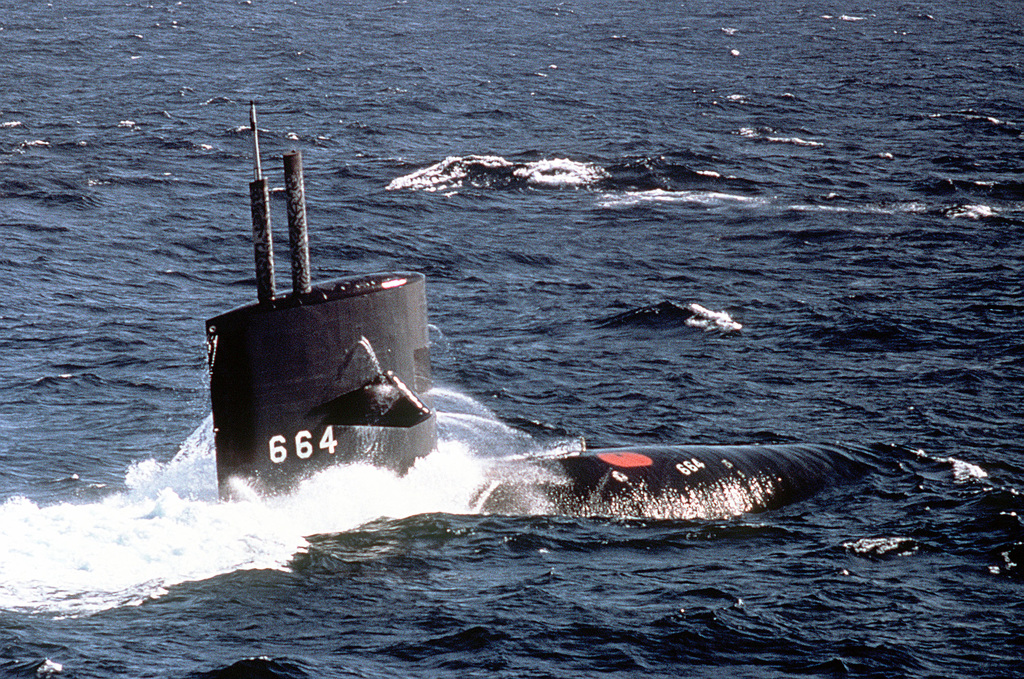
[1,0,1022,676]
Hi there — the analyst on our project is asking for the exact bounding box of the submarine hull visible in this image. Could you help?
[207,272,435,498]
[476,444,870,519]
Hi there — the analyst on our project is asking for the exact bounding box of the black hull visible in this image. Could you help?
[476,444,870,519]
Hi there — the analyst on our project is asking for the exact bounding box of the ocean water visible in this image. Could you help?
[1,0,1022,676]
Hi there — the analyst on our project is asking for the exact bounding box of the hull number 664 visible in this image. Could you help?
[268,426,338,463]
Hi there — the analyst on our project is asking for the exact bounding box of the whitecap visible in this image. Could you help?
[386,154,512,192]
[951,459,987,482]
[910,448,988,483]
[934,456,988,483]
[736,127,822,147]
[945,204,996,220]
[386,155,607,193]
[599,189,765,209]
[513,158,608,187]
[787,201,928,215]
[843,536,918,557]
[685,303,742,333]
[766,136,823,147]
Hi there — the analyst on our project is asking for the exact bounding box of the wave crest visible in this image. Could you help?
[386,154,756,197]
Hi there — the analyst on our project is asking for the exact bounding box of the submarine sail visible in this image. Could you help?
[208,104,435,498]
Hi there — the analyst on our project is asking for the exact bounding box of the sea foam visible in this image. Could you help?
[0,397,528,616]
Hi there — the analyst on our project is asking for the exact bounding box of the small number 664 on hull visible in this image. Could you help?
[207,272,436,499]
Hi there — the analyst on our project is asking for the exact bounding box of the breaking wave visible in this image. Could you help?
[386,155,607,192]
[596,301,742,333]
[386,154,759,198]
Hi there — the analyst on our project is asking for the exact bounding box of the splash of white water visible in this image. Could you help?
[0,395,525,616]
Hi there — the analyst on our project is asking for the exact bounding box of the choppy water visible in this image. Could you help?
[1,0,1022,676]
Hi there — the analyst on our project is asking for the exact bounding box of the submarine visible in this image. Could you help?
[206,105,867,517]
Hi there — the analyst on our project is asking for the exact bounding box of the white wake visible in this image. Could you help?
[0,391,535,616]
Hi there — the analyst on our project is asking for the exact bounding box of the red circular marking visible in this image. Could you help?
[597,452,653,468]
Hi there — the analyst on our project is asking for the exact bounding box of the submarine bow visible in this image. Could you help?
[474,444,870,519]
